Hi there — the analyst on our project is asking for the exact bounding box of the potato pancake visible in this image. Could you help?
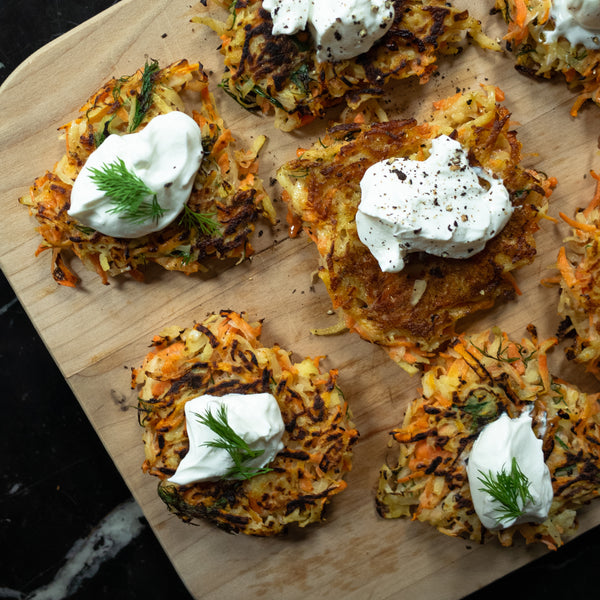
[377,326,600,549]
[195,0,498,131]
[494,0,600,116]
[19,59,275,287]
[548,172,600,378]
[277,87,555,373]
[133,310,359,535]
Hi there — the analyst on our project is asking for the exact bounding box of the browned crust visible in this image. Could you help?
[278,88,555,370]
[198,0,497,130]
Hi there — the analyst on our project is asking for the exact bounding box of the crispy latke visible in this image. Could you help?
[195,0,498,131]
[494,0,600,116]
[547,172,600,378]
[277,87,555,373]
[133,310,359,535]
[376,326,600,549]
[19,59,275,287]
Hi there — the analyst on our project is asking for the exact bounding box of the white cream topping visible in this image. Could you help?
[544,0,600,48]
[355,135,513,273]
[467,412,554,530]
[68,111,203,238]
[263,0,394,62]
[168,393,285,485]
[263,0,310,35]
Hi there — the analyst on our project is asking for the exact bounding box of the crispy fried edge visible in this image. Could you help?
[133,310,359,535]
[376,325,600,549]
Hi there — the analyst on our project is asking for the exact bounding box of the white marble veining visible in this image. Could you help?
[0,297,17,317]
[1,500,144,600]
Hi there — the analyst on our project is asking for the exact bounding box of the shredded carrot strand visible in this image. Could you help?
[503,270,522,295]
[538,352,551,391]
[583,171,600,217]
[556,246,577,288]
[514,0,527,28]
[559,211,597,233]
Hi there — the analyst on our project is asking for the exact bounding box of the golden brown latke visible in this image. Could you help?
[377,326,600,549]
[19,59,275,287]
[494,0,600,116]
[133,310,359,535]
[546,172,600,379]
[195,0,498,130]
[277,87,555,372]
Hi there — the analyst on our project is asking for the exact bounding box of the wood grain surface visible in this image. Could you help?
[1,1,599,598]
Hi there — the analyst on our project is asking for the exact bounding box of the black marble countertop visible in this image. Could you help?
[1,2,598,599]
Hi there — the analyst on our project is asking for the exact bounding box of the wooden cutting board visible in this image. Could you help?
[1,1,599,598]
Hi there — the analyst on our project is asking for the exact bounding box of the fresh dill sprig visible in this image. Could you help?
[228,0,240,29]
[289,167,309,179]
[471,338,537,367]
[290,63,312,96]
[88,157,166,224]
[219,80,259,111]
[252,83,285,110]
[179,204,221,236]
[129,59,160,132]
[74,223,96,236]
[477,457,534,524]
[170,245,193,265]
[459,390,499,432]
[197,404,272,480]
[554,434,570,451]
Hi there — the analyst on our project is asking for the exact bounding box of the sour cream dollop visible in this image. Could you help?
[68,111,203,238]
[544,0,600,49]
[466,412,553,530]
[355,135,513,273]
[168,393,285,485]
[262,0,394,62]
